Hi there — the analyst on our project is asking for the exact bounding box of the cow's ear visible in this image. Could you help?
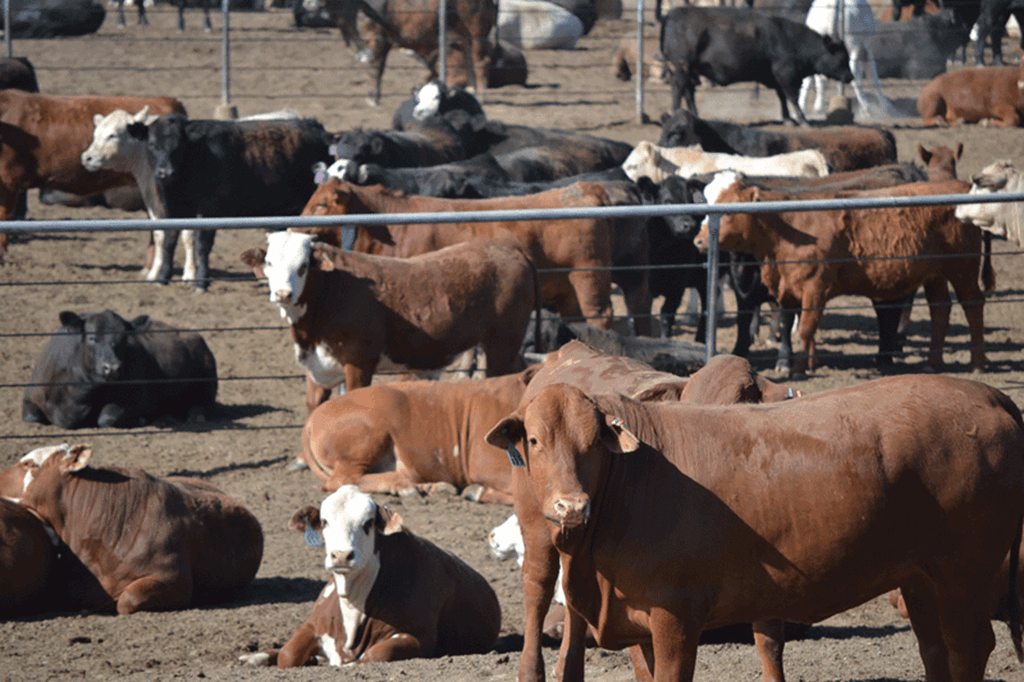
[632,381,687,402]
[602,414,641,454]
[59,311,84,333]
[132,105,151,124]
[129,315,152,332]
[93,113,104,127]
[239,248,267,278]
[61,444,92,472]
[485,414,527,468]
[954,142,964,162]
[375,505,404,535]
[917,143,932,165]
[289,505,321,532]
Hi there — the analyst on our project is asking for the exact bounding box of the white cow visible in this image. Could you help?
[954,159,1024,247]
[498,0,583,50]
[621,140,831,184]
[798,0,899,119]
[488,513,566,606]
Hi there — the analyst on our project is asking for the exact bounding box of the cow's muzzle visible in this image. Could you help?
[328,549,356,573]
[552,496,590,529]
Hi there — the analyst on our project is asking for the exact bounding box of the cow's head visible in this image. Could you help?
[290,486,402,596]
[955,159,1018,242]
[694,170,746,251]
[814,35,854,84]
[485,385,640,539]
[145,114,188,183]
[0,443,90,503]
[654,174,706,241]
[241,231,314,323]
[58,310,150,382]
[488,513,525,566]
[81,107,154,173]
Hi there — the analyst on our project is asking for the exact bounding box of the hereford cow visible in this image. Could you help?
[296,179,624,338]
[486,374,1024,682]
[391,79,486,131]
[495,344,803,682]
[302,0,496,105]
[0,497,56,617]
[658,109,898,172]
[917,63,1024,126]
[21,310,218,429]
[695,171,991,375]
[622,141,831,184]
[657,6,854,125]
[498,0,584,49]
[0,443,264,614]
[955,158,1024,246]
[240,485,501,667]
[300,368,537,502]
[0,89,186,262]
[240,232,537,412]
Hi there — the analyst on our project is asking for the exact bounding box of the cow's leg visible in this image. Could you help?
[797,76,813,116]
[627,643,655,682]
[648,607,699,682]
[948,277,987,372]
[367,41,393,106]
[202,1,213,32]
[176,0,186,31]
[181,229,197,284]
[97,403,132,428]
[152,229,179,284]
[775,85,807,126]
[555,609,589,682]
[468,34,491,103]
[567,270,614,330]
[191,227,216,291]
[620,277,653,337]
[138,0,148,26]
[922,279,952,371]
[305,374,333,413]
[117,0,127,27]
[116,575,192,614]
[517,488,561,682]
[775,307,797,374]
[793,297,824,375]
[873,293,913,369]
[362,633,428,662]
[275,623,321,667]
[753,620,786,682]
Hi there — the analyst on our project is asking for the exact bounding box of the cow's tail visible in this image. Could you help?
[1008,512,1024,662]
[981,231,995,294]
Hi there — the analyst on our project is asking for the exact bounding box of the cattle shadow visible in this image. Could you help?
[231,576,324,607]
[166,454,290,479]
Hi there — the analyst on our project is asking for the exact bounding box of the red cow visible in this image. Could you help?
[0,498,56,616]
[917,61,1024,126]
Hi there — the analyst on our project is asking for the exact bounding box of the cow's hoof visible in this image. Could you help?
[239,653,271,667]
[462,484,485,502]
[425,482,458,497]
[286,458,309,473]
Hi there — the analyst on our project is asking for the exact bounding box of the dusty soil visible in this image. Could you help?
[1,6,1024,682]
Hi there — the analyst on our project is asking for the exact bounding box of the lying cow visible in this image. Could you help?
[955,158,1024,246]
[696,171,991,375]
[300,368,537,502]
[22,310,218,429]
[917,63,1024,127]
[0,89,185,262]
[0,497,57,617]
[657,6,854,125]
[611,36,670,83]
[621,141,831,184]
[240,232,537,412]
[241,485,501,667]
[0,443,264,614]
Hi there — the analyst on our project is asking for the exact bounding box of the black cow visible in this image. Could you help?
[391,80,486,131]
[866,11,970,79]
[0,0,104,38]
[657,6,854,125]
[138,114,333,290]
[480,120,634,160]
[460,166,633,198]
[341,153,512,197]
[973,0,1024,64]
[22,310,218,429]
[330,112,488,168]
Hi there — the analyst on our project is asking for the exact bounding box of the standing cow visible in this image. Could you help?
[657,5,853,125]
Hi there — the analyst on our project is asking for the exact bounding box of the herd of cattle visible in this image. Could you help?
[5,4,1024,678]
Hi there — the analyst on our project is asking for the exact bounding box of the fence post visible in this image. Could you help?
[4,0,11,58]
[214,0,238,120]
[705,213,719,363]
[439,0,448,86]
[635,0,644,123]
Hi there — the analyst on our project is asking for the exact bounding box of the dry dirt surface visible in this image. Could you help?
[1,6,1024,682]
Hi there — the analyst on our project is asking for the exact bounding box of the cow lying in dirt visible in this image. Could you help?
[917,60,1024,127]
[621,140,831,183]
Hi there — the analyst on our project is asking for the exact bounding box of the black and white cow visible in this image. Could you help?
[391,80,487,131]
[22,310,218,429]
[657,5,854,125]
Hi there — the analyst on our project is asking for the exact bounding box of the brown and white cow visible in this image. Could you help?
[0,443,264,615]
[695,170,991,375]
[240,485,501,667]
[297,178,623,334]
[0,497,56,616]
[240,231,537,412]
[300,367,538,502]
[955,158,1024,247]
[0,89,186,261]
[486,374,1024,682]
[917,62,1024,127]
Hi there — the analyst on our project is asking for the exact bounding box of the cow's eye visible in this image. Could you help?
[528,437,538,446]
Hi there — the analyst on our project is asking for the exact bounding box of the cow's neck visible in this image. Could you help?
[332,550,380,654]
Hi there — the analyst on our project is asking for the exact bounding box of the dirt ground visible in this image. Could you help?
[1,5,1024,682]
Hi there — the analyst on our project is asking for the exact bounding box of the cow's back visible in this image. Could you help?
[134,321,219,411]
[0,498,54,615]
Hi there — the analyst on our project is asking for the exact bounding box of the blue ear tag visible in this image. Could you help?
[503,427,525,468]
[304,526,323,547]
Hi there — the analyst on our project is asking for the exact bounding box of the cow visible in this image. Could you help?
[21,310,218,430]
[481,122,635,162]
[972,0,1024,65]
[955,158,1024,246]
[488,343,803,682]
[3,0,105,37]
[0,443,264,615]
[0,497,57,617]
[0,89,186,263]
[0,56,39,92]
[302,0,496,106]
[694,171,991,375]
[917,63,1024,127]
[332,152,512,196]
[485,373,1024,682]
[240,231,537,412]
[300,368,538,502]
[447,40,529,89]
[113,0,215,31]
[330,115,488,169]
[657,109,898,172]
[867,10,971,79]
[657,6,854,125]
[239,485,501,666]
[498,0,584,49]
[134,113,332,290]
[622,141,831,184]
[391,79,486,131]
[296,179,624,340]
[612,36,670,83]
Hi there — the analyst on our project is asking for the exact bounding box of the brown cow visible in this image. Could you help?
[297,178,621,335]
[611,36,670,83]
[0,89,186,261]
[695,171,991,375]
[497,342,801,682]
[917,61,1024,127]
[240,485,501,667]
[0,497,56,616]
[300,367,537,503]
[240,231,537,412]
[486,374,1024,682]
[0,443,264,615]
[306,0,496,105]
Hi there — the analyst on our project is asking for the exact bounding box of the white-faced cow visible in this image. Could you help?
[240,485,500,667]
[487,374,1024,682]
[21,310,218,429]
[657,5,854,125]
[955,159,1024,246]
[0,443,264,615]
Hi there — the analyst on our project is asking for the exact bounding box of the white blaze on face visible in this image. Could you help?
[4,444,69,501]
[699,170,742,233]
[263,231,312,323]
[955,182,1001,232]
[412,81,442,120]
[488,513,525,566]
[325,159,352,181]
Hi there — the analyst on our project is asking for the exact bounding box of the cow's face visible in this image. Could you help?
[81,107,152,173]
[260,231,313,321]
[814,36,854,84]
[58,310,146,381]
[147,115,188,183]
[695,170,744,251]
[413,81,444,120]
[954,160,1015,234]
[488,513,524,566]
[316,486,381,576]
[0,443,90,503]
[656,175,705,240]
[486,386,639,540]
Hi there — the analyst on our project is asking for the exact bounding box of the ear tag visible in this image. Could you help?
[314,169,327,184]
[503,427,526,468]
[304,526,323,547]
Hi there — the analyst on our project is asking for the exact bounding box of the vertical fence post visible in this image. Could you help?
[439,0,448,86]
[4,0,11,59]
[704,213,719,362]
[215,0,237,119]
[635,0,645,123]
